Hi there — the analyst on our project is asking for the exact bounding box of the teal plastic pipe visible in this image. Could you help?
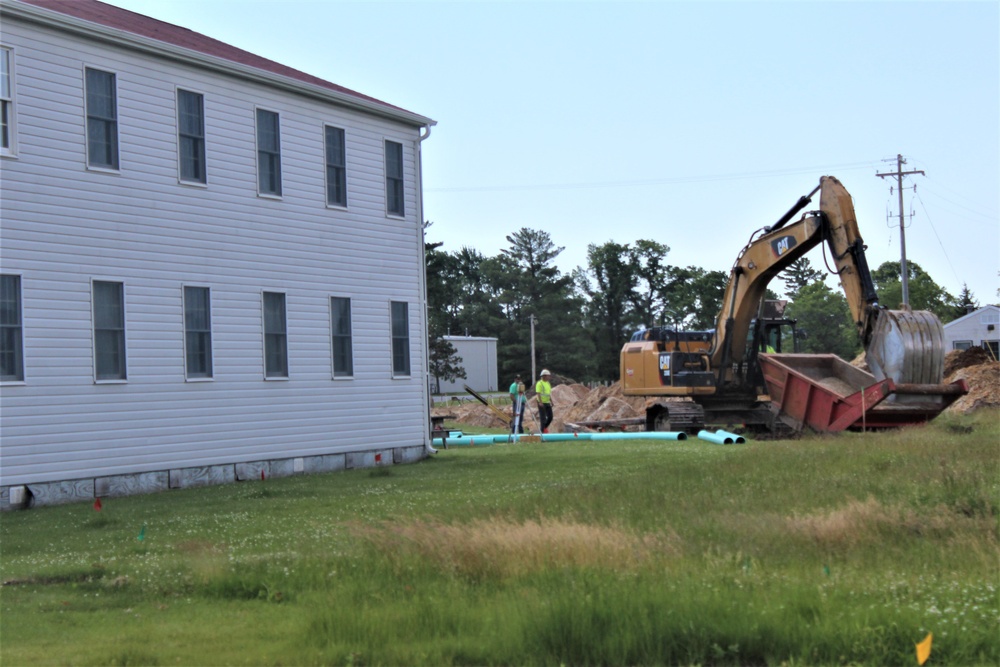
[433,431,689,447]
[715,429,746,444]
[698,430,734,445]
[588,431,687,442]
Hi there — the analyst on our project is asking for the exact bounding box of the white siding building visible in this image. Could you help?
[943,305,999,359]
[0,0,436,509]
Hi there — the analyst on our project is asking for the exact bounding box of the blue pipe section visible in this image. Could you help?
[432,431,689,448]
[698,430,734,445]
[715,429,746,444]
[588,431,687,442]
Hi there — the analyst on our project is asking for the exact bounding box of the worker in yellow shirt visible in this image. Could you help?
[535,369,553,433]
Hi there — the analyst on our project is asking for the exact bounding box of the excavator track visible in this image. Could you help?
[647,401,705,434]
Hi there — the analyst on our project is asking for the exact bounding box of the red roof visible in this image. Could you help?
[14,0,420,119]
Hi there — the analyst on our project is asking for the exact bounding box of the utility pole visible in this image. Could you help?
[876,154,924,307]
[528,314,537,382]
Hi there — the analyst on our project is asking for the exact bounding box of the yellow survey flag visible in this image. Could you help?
[916,632,932,665]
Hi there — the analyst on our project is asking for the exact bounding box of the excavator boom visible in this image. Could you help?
[621,176,960,434]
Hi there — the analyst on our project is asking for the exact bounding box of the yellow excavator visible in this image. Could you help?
[620,176,964,435]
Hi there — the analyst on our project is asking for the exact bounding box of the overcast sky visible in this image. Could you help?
[106,0,999,305]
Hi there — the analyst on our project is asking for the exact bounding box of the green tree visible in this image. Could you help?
[871,261,957,319]
[424,237,463,335]
[583,241,637,380]
[660,266,728,331]
[948,283,979,321]
[428,329,467,393]
[500,229,595,382]
[785,282,861,358]
[626,240,670,327]
[780,257,825,299]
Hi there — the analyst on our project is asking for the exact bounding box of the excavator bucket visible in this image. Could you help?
[865,308,946,387]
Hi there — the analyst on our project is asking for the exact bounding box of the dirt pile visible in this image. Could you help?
[945,360,1000,415]
[432,381,647,433]
[944,346,994,378]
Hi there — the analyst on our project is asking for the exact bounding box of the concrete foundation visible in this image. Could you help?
[1,445,430,511]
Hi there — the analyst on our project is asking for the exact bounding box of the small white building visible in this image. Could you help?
[437,335,498,394]
[0,0,436,509]
[943,305,999,359]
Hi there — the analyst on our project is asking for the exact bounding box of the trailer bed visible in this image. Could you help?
[759,353,967,432]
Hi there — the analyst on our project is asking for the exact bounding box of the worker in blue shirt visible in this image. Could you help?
[509,374,526,433]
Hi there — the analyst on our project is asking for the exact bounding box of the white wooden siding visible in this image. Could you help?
[0,16,430,485]
[943,306,1000,350]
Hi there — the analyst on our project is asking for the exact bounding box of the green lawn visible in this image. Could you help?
[2,410,998,666]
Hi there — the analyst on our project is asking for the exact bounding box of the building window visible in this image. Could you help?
[256,109,281,196]
[325,125,347,207]
[385,140,404,216]
[390,300,410,376]
[177,90,206,183]
[952,340,972,351]
[263,291,287,378]
[0,274,23,381]
[93,280,126,380]
[184,286,212,378]
[331,296,353,378]
[983,340,999,360]
[85,68,118,169]
[1,47,14,155]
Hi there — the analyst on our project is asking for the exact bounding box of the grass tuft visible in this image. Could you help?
[355,516,679,581]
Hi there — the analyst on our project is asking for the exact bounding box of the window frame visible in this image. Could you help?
[1,46,16,157]
[385,139,404,217]
[952,340,973,351]
[176,88,207,185]
[0,273,24,383]
[84,66,119,172]
[183,285,213,380]
[330,296,353,379]
[324,124,347,208]
[390,300,410,377]
[262,290,288,379]
[92,279,127,382]
[255,107,282,198]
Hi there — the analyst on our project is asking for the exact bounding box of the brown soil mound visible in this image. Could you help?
[562,382,646,425]
[944,346,994,378]
[944,361,1000,415]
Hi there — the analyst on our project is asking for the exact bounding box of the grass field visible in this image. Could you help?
[1,411,998,666]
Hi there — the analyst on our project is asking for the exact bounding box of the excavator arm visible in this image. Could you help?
[621,175,957,433]
[710,175,944,388]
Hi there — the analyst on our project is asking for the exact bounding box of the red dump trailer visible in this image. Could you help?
[759,354,968,433]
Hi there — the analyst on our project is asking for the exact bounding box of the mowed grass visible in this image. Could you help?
[1,411,997,666]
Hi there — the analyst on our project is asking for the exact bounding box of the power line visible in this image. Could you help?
[913,189,962,290]
[426,161,875,193]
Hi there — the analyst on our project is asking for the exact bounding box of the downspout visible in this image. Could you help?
[416,124,436,454]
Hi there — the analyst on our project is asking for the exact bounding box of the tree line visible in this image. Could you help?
[426,225,981,388]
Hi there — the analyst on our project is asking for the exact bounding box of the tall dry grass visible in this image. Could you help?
[354,516,681,581]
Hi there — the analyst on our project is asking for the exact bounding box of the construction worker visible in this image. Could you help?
[536,369,553,433]
[509,374,526,433]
